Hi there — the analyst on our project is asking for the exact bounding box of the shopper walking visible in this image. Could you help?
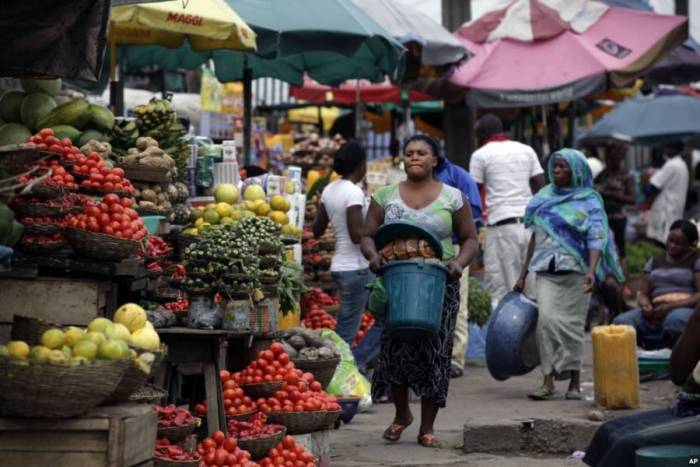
[646,142,689,244]
[361,135,479,448]
[470,114,545,303]
[313,140,373,346]
[514,149,623,401]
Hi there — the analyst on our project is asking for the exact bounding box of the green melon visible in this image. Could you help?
[54,96,71,106]
[3,220,23,247]
[0,91,26,123]
[21,78,62,97]
[0,203,15,244]
[20,93,57,131]
[88,105,115,132]
[51,125,82,142]
[38,99,90,130]
[0,123,31,145]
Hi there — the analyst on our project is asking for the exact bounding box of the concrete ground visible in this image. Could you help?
[329,339,675,466]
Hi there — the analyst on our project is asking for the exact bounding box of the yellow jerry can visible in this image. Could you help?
[591,325,640,409]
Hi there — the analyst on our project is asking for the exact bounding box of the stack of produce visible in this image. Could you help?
[154,404,196,430]
[185,184,297,238]
[196,431,258,467]
[110,119,139,158]
[353,311,375,347]
[72,152,134,195]
[0,304,160,369]
[154,438,201,464]
[143,235,174,278]
[131,98,189,182]
[380,238,438,261]
[278,132,343,169]
[258,435,316,467]
[280,328,340,361]
[133,181,176,215]
[300,288,338,313]
[227,412,285,442]
[0,78,115,147]
[66,194,147,241]
[301,308,336,330]
[278,261,307,315]
[119,136,177,180]
[194,370,258,418]
[301,224,335,283]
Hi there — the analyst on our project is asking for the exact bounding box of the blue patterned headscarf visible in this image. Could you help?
[524,148,624,282]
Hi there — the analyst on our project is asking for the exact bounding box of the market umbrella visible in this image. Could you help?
[448,0,687,108]
[350,0,467,67]
[290,76,434,104]
[579,94,700,145]
[109,0,256,53]
[645,40,700,86]
[0,0,111,81]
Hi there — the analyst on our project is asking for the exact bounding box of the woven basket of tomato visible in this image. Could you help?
[20,216,65,236]
[197,430,258,467]
[229,413,286,460]
[65,194,146,260]
[258,435,316,467]
[154,438,201,467]
[17,233,67,254]
[155,405,198,442]
[73,151,135,196]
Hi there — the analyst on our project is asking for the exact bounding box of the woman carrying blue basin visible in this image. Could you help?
[514,148,623,401]
[360,135,479,448]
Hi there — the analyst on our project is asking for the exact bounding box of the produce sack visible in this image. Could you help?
[366,277,387,319]
[188,296,223,329]
[0,0,110,81]
[321,330,372,411]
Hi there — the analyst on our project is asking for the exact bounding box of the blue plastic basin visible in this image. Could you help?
[485,292,540,381]
[141,215,164,235]
[382,260,447,339]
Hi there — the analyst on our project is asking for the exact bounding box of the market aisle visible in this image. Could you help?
[329,339,675,466]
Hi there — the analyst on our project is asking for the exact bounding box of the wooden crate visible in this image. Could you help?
[0,277,111,339]
[0,404,157,467]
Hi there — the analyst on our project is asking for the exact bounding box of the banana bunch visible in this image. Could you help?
[110,119,140,158]
[133,98,176,133]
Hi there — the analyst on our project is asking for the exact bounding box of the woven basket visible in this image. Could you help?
[22,222,63,236]
[237,426,286,460]
[129,383,168,404]
[154,458,199,467]
[258,244,281,255]
[66,228,141,261]
[265,411,326,435]
[259,257,281,270]
[121,164,173,184]
[240,381,283,400]
[291,357,340,389]
[10,314,61,346]
[12,202,66,218]
[157,420,197,442]
[30,183,69,200]
[80,188,132,199]
[259,275,280,285]
[226,409,258,422]
[321,410,342,430]
[17,239,67,254]
[105,344,168,404]
[0,359,130,418]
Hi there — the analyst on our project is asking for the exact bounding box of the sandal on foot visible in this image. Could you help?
[417,433,443,448]
[565,388,582,400]
[382,417,413,442]
[528,385,557,401]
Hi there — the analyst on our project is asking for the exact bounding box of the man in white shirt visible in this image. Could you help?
[469,114,545,303]
[646,142,689,244]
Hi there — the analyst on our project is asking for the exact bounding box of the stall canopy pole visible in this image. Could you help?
[541,105,550,157]
[243,56,253,166]
[354,81,361,139]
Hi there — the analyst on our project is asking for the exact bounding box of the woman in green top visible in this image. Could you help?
[361,134,479,448]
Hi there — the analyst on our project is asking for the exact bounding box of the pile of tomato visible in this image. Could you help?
[196,431,259,467]
[353,311,375,347]
[301,307,336,330]
[258,435,315,467]
[19,216,67,227]
[21,233,65,245]
[255,384,339,415]
[233,343,291,385]
[66,194,147,240]
[300,288,339,312]
[73,152,134,194]
[227,412,284,440]
[154,404,195,429]
[19,161,78,190]
[195,371,258,418]
[27,128,82,162]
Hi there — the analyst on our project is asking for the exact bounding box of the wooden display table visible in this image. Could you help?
[0,403,156,467]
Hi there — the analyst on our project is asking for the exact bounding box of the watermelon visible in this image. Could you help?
[21,78,62,97]
[0,123,31,145]
[20,93,57,131]
[0,90,26,123]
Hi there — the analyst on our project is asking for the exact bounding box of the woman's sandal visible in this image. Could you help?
[565,388,582,400]
[382,417,413,442]
[417,433,443,448]
[528,385,557,401]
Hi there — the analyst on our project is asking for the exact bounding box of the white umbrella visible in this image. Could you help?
[351,0,467,66]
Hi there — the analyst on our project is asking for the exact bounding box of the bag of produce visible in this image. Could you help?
[367,277,387,319]
[321,330,372,412]
[187,296,223,329]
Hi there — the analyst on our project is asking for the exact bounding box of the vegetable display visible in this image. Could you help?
[353,312,375,347]
[468,277,492,326]
[154,404,196,429]
[625,241,663,275]
[281,328,340,360]
[301,308,336,330]
[66,194,147,241]
[154,437,201,463]
[278,261,307,315]
[227,412,285,440]
[196,431,258,467]
[258,435,316,467]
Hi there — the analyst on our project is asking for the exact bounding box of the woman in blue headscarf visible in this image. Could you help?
[514,148,623,401]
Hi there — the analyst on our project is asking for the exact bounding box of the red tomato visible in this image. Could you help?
[120,197,133,208]
[261,350,275,362]
[102,181,114,192]
[212,431,226,445]
[103,193,119,205]
[223,437,237,452]
[202,439,216,450]
[277,354,290,365]
[109,203,125,214]
[270,343,284,355]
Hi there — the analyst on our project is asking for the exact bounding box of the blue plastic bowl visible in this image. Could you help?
[141,215,164,235]
[485,292,540,381]
[337,396,360,425]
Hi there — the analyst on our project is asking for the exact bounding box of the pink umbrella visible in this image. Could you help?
[449,0,687,107]
[290,76,435,104]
